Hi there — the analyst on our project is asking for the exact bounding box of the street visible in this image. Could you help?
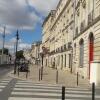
[0,76,100,100]
[0,65,13,79]
[0,65,99,100]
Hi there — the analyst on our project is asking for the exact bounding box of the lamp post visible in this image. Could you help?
[14,30,19,74]
[40,52,44,80]
[1,27,6,64]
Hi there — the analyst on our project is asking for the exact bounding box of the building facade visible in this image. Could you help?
[73,0,100,78]
[42,0,74,70]
[31,41,42,65]
[42,0,100,78]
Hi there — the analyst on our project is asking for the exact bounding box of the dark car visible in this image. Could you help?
[18,63,29,72]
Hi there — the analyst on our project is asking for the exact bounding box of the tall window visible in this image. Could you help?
[79,39,84,67]
[74,43,76,60]
[65,54,66,67]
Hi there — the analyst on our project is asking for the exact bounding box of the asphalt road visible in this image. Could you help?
[0,65,14,79]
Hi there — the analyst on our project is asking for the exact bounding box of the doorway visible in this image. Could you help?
[89,33,94,78]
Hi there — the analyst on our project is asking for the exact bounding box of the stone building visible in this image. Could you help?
[73,0,100,78]
[42,0,74,70]
[31,41,42,64]
[42,0,100,78]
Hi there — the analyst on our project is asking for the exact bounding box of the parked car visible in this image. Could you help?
[18,63,29,72]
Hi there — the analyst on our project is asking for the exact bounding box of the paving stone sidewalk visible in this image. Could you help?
[8,64,90,88]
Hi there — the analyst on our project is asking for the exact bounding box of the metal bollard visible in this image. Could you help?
[41,67,43,80]
[62,86,65,100]
[39,69,41,81]
[26,72,28,78]
[17,66,19,77]
[56,70,58,84]
[92,82,95,100]
[77,72,79,86]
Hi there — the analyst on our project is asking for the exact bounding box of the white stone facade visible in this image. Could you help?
[30,41,42,64]
[42,0,100,78]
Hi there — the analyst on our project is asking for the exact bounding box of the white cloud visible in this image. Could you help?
[0,0,60,53]
[0,0,40,30]
[18,43,31,50]
[0,0,59,31]
[0,37,31,54]
[0,26,11,34]
[28,0,59,16]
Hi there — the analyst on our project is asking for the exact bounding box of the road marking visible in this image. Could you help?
[8,97,61,100]
[0,82,9,85]
[13,88,61,92]
[9,81,100,100]
[0,86,6,88]
[0,77,12,92]
[11,91,60,96]
[15,85,61,89]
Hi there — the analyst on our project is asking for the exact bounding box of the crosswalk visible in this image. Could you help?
[0,77,100,100]
[0,77,12,92]
[9,80,61,100]
[8,80,100,100]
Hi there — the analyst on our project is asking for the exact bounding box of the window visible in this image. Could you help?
[76,8,80,16]
[79,39,84,67]
[74,43,76,60]
[65,54,66,67]
[72,3,74,7]
[71,14,73,18]
[67,9,69,13]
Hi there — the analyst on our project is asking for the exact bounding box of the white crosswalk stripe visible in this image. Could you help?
[8,80,100,100]
[0,77,12,92]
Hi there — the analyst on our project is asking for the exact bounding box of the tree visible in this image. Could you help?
[0,48,9,55]
[16,50,24,59]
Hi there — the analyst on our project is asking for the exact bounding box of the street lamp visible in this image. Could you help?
[40,46,50,80]
[1,27,6,64]
[14,30,19,74]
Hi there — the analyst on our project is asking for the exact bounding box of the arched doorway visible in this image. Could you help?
[89,33,94,78]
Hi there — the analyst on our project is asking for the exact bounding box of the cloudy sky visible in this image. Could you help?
[0,0,59,53]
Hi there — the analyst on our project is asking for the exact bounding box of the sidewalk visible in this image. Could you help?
[8,64,90,88]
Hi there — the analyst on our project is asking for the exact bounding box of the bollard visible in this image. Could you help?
[41,67,43,80]
[92,82,95,100]
[39,69,41,81]
[77,72,79,86]
[18,70,19,77]
[62,86,65,100]
[26,72,28,78]
[56,70,58,84]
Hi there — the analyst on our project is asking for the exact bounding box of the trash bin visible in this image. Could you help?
[90,61,100,86]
